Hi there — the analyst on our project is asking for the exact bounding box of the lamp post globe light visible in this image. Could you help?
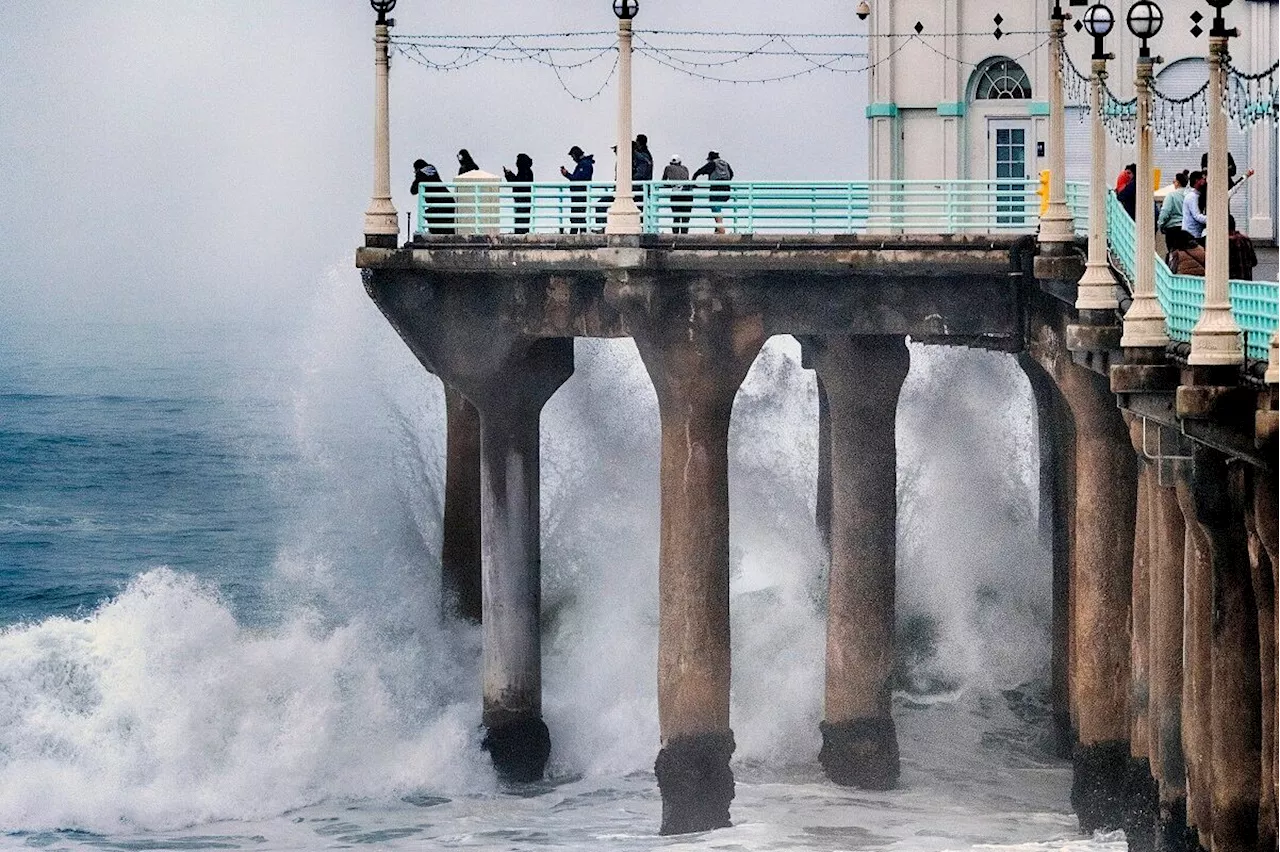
[364,0,399,248]
[1039,0,1077,244]
[855,1,870,21]
[1190,0,1243,364]
[1074,3,1119,314]
[1120,0,1170,348]
[606,0,642,234]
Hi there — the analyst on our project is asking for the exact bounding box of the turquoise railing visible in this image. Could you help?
[1101,188,1278,362]
[415,179,1045,237]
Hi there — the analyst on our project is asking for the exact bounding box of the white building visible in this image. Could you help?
[866,0,1278,241]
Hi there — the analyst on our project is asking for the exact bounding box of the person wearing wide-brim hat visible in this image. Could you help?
[692,150,735,234]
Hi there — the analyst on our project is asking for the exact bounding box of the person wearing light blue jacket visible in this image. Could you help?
[1158,171,1189,250]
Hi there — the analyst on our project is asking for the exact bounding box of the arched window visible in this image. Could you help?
[973,58,1032,100]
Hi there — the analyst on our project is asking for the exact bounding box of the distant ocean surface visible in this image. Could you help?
[0,271,1124,851]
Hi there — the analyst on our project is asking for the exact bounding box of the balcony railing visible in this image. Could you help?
[1098,185,1278,363]
[415,179,1048,237]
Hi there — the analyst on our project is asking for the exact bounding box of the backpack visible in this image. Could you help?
[710,158,732,181]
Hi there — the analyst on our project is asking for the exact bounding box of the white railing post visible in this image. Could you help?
[1189,32,1244,365]
[1121,49,1170,348]
[1076,53,1119,313]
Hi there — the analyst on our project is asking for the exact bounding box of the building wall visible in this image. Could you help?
[867,0,1278,241]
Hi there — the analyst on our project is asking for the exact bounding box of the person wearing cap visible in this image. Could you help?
[560,146,594,233]
[410,159,455,235]
[662,154,692,234]
[692,150,734,234]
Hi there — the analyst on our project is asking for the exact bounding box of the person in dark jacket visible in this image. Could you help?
[457,149,480,175]
[411,159,455,235]
[632,133,654,207]
[692,151,734,233]
[503,153,535,234]
[1116,163,1137,220]
[662,154,692,234]
[1228,215,1257,281]
[559,146,594,233]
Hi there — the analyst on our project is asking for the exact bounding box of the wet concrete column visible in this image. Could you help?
[1254,470,1280,844]
[809,336,910,789]
[473,339,574,782]
[1149,464,1192,852]
[1175,476,1215,849]
[1190,448,1261,852]
[608,273,766,836]
[815,375,832,553]
[1058,362,1137,833]
[1242,469,1276,852]
[1018,353,1077,757]
[442,385,483,622]
[1126,419,1158,852]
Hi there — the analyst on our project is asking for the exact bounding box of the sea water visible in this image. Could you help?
[0,267,1125,851]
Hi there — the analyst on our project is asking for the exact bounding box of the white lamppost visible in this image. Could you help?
[1121,0,1170,348]
[1040,0,1076,244]
[606,0,642,235]
[1076,3,1118,314]
[1189,0,1243,366]
[364,0,399,248]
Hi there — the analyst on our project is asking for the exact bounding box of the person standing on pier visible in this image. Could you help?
[560,146,594,234]
[693,151,734,234]
[410,159,455,235]
[457,149,481,176]
[504,153,535,234]
[663,155,692,234]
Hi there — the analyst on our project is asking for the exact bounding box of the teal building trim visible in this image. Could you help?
[936,102,966,117]
[1028,101,1051,116]
[865,102,900,118]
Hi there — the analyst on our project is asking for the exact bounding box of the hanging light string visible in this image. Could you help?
[1223,58,1279,129]
[1151,82,1209,148]
[631,33,884,82]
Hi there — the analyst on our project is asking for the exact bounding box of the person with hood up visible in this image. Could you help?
[411,159,455,235]
[1116,163,1137,220]
[560,146,594,233]
[692,150,734,233]
[457,149,481,175]
[662,155,692,234]
[632,133,654,207]
[503,153,535,234]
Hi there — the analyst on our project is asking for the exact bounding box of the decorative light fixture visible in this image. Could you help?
[1082,3,1115,58]
[371,0,396,25]
[613,0,639,20]
[1126,0,1163,55]
[1204,0,1234,38]
[856,1,870,21]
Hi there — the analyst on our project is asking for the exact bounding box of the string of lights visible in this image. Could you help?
[1152,82,1209,148]
[1223,59,1279,129]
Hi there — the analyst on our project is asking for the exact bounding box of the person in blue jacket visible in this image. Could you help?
[560,146,595,233]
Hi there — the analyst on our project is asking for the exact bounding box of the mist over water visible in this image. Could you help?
[0,267,1105,849]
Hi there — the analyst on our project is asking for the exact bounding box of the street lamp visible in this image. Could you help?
[1189,0,1243,365]
[1074,3,1118,316]
[1121,0,1169,349]
[855,1,870,21]
[364,0,399,248]
[606,0,642,234]
[1039,0,1076,245]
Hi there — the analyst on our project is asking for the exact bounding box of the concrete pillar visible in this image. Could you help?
[1190,449,1261,852]
[1175,476,1215,849]
[809,336,910,790]
[1242,469,1277,852]
[1121,53,1169,350]
[472,339,573,782]
[1126,418,1158,852]
[1039,6,1076,244]
[1059,362,1137,833]
[608,273,766,836]
[443,386,482,623]
[1256,474,1279,852]
[1076,55,1119,314]
[605,16,641,234]
[1018,353,1076,757]
[1149,467,1192,852]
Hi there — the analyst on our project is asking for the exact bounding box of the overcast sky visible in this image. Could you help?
[0,1,869,326]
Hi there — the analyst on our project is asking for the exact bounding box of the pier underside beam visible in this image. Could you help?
[807,335,909,790]
[607,272,766,836]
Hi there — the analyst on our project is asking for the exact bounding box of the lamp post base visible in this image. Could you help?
[1189,304,1244,366]
[1075,261,1119,312]
[606,199,642,235]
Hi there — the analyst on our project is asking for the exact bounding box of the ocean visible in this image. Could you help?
[0,266,1125,851]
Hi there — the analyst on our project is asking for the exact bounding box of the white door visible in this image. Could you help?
[989,119,1032,226]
